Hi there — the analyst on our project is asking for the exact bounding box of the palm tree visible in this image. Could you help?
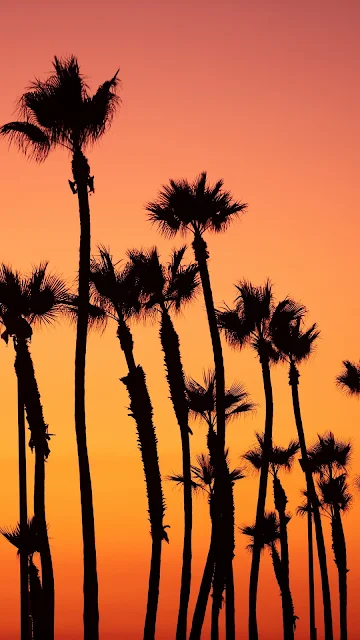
[308,433,351,640]
[297,491,317,640]
[127,246,198,640]
[1,518,43,639]
[270,302,333,640]
[0,56,120,639]
[243,436,299,639]
[336,360,360,395]
[0,263,68,639]
[184,371,254,640]
[217,280,296,640]
[90,247,167,640]
[147,172,246,639]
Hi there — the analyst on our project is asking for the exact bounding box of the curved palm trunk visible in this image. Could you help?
[289,363,333,640]
[17,377,29,640]
[29,558,45,640]
[189,507,216,640]
[273,475,294,640]
[192,233,234,638]
[14,341,54,640]
[307,506,317,640]
[269,542,292,639]
[331,510,347,640]
[159,308,192,640]
[249,355,273,640]
[72,149,99,640]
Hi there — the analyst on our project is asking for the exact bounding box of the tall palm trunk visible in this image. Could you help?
[17,376,29,640]
[29,558,45,640]
[273,475,294,640]
[14,341,54,640]
[189,534,215,640]
[72,149,99,639]
[307,505,317,640]
[289,362,333,640]
[159,307,192,640]
[331,509,347,640]
[192,233,234,639]
[269,541,293,639]
[249,354,273,640]
[117,321,165,640]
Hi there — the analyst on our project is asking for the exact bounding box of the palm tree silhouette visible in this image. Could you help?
[336,361,360,395]
[1,518,44,639]
[184,371,253,640]
[308,433,351,640]
[297,491,317,640]
[127,246,199,640]
[0,57,120,639]
[270,301,333,640]
[244,435,299,639]
[0,263,68,639]
[217,280,295,639]
[147,172,246,639]
[90,247,167,640]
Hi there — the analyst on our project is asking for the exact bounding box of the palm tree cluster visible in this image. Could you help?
[0,55,358,640]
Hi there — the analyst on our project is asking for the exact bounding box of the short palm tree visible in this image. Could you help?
[244,436,299,639]
[0,56,120,639]
[90,247,167,640]
[0,263,68,639]
[296,491,317,640]
[147,172,247,639]
[217,280,297,640]
[308,433,351,640]
[336,361,360,395]
[185,371,254,640]
[127,246,199,640]
[270,301,333,640]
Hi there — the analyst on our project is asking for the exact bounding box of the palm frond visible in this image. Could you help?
[0,121,51,161]
[336,360,360,395]
[25,262,69,325]
[82,70,121,144]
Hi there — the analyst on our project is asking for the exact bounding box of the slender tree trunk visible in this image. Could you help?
[307,506,317,640]
[189,532,215,640]
[331,511,347,640]
[72,149,99,640]
[14,341,54,640]
[159,308,192,640]
[289,362,333,640]
[17,377,29,640]
[270,544,289,640]
[225,562,235,640]
[29,558,45,640]
[273,475,294,639]
[249,355,273,640]
[121,365,165,640]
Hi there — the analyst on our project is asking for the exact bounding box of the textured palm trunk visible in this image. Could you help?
[192,233,235,637]
[118,318,165,640]
[331,510,347,640]
[189,507,216,640]
[72,149,99,640]
[17,377,30,640]
[29,558,45,639]
[14,341,54,640]
[248,354,273,640]
[307,506,317,640]
[289,362,333,640]
[159,308,192,640]
[273,475,294,640]
[270,543,290,639]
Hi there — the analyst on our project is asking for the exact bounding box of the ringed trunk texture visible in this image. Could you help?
[289,362,333,640]
[307,507,317,640]
[17,377,29,640]
[159,308,192,640]
[73,150,99,640]
[14,341,54,640]
[248,355,273,640]
[120,365,165,640]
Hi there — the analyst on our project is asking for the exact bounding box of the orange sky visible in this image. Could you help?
[0,1,360,638]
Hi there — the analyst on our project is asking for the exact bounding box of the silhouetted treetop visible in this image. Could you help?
[336,360,360,395]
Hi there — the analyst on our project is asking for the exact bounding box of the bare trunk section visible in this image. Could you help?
[17,377,30,640]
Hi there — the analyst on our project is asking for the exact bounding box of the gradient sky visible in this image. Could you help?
[0,1,359,638]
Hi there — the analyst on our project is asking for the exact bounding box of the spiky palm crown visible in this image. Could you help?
[0,56,120,161]
[243,432,300,474]
[270,300,320,364]
[127,245,199,316]
[0,518,41,557]
[168,451,244,494]
[146,171,246,238]
[336,360,360,395]
[307,432,351,476]
[241,511,280,551]
[317,473,352,516]
[0,262,68,342]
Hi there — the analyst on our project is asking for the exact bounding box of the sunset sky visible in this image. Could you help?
[0,1,359,638]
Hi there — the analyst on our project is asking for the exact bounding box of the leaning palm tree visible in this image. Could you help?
[0,56,120,639]
[0,263,68,639]
[270,302,333,640]
[217,280,297,640]
[147,172,247,639]
[127,246,199,640]
[90,247,167,640]
[336,360,360,395]
[243,435,299,639]
[308,433,351,640]
[185,371,254,640]
[297,491,317,640]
